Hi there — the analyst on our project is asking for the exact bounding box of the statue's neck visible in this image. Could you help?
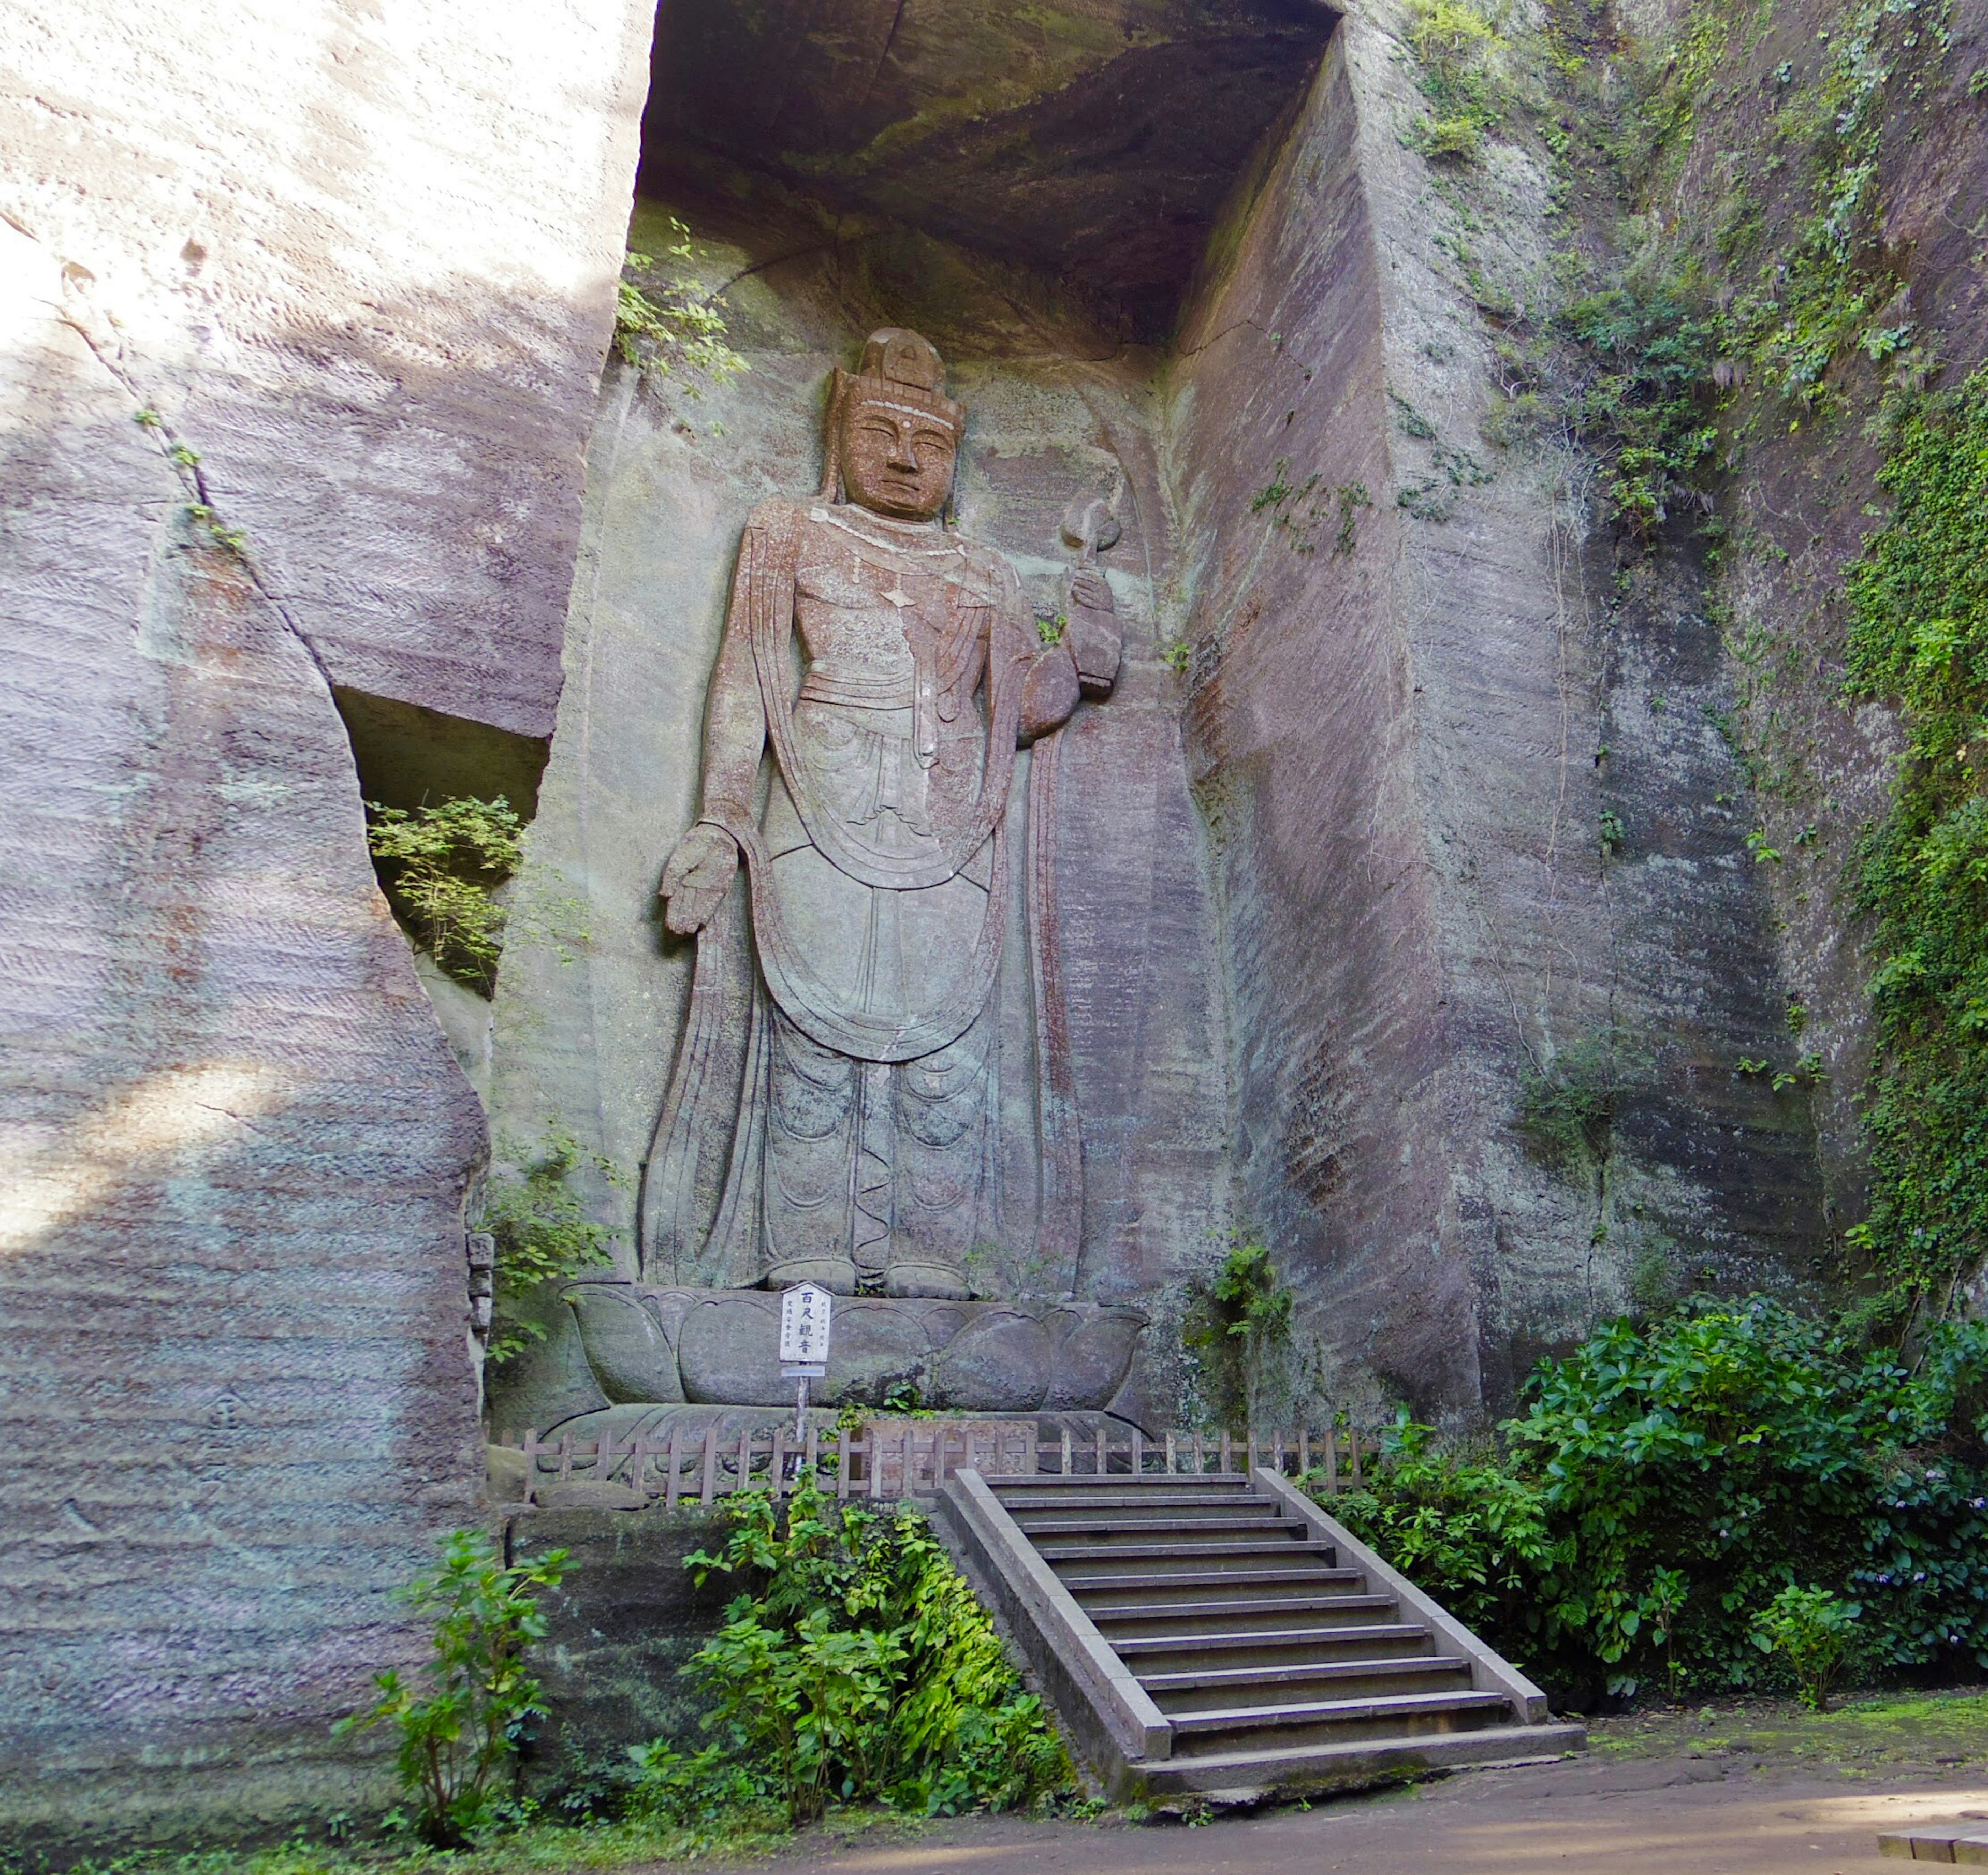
[836,502,945,537]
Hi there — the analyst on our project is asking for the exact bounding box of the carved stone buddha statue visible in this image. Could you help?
[553,329,1145,1422]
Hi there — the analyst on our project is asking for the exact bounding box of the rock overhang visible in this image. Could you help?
[639,0,1337,342]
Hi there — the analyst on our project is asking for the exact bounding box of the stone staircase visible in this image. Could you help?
[936,1463,1585,1800]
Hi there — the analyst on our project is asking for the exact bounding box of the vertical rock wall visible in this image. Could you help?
[0,0,649,1844]
[1168,9,1826,1414]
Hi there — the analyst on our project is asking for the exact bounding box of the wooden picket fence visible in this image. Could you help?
[495,1419,1379,1511]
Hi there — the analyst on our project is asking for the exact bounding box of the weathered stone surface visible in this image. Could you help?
[1167,8,1825,1412]
[508,1506,734,1780]
[562,1282,1144,1410]
[0,0,650,1845]
[642,0,1334,342]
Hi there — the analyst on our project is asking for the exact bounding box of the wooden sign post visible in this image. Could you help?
[778,1282,831,1471]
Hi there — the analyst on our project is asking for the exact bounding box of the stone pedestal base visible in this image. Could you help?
[560,1280,1145,1413]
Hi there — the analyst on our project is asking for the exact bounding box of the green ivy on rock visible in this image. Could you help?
[1843,368,1988,1320]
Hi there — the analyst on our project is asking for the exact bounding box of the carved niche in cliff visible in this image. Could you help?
[561,328,1144,1413]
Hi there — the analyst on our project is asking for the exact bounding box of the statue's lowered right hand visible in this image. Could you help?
[659,822,739,935]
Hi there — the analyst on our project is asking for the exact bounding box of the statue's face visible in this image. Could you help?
[839,395,958,521]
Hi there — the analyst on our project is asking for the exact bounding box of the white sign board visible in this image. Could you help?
[779,1282,832,1376]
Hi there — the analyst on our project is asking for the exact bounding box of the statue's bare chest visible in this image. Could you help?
[792,514,989,677]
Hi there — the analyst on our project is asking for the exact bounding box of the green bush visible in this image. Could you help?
[1750,1585,1860,1711]
[1324,1299,1988,1702]
[636,1477,1073,1825]
[335,1530,568,1847]
[365,795,523,993]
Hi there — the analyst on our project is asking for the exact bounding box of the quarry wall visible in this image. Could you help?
[0,0,651,1845]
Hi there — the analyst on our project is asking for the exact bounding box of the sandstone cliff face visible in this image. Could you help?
[1164,7,1830,1414]
[0,0,649,1842]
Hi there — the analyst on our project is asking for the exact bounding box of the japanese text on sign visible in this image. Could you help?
[779,1282,832,1367]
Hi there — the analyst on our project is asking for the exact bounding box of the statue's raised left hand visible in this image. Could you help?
[1069,566,1115,614]
[659,822,739,935]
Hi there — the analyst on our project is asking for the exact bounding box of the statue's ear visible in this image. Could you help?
[818,367,851,500]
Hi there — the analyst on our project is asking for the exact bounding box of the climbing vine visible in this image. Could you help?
[1840,369,1988,1322]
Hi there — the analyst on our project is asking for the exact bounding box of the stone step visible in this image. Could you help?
[1083,1590,1399,1624]
[1011,1506,1288,1531]
[1144,1656,1473,1713]
[1062,1564,1364,1597]
[1135,1722,1591,1797]
[990,1473,1253,1493]
[1035,1536,1338,1564]
[1168,1689,1515,1757]
[935,1466,1580,1803]
[1141,1653,1470,1694]
[1113,1622,1438,1672]
[1114,1620,1434,1657]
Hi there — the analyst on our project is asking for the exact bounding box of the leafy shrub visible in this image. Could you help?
[1404,0,1504,164]
[615,219,748,392]
[1325,1299,1988,1702]
[641,1477,1073,1824]
[335,1530,568,1847]
[1841,368,1988,1323]
[477,1127,621,1364]
[1182,1240,1295,1428]
[1751,1585,1860,1711]
[365,796,524,993]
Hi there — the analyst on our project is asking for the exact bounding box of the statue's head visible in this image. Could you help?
[821,328,963,522]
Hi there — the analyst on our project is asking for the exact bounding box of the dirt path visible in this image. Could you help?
[710,1696,1988,1875]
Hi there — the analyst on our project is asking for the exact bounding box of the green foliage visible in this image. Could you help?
[1556,273,1725,540]
[1598,808,1626,856]
[477,1128,620,1364]
[1182,1240,1295,1427]
[639,1480,1073,1825]
[1750,1585,1861,1710]
[1035,612,1066,646]
[1403,0,1506,164]
[1517,1030,1624,1175]
[1327,1300,1988,1702]
[615,220,748,393]
[366,796,524,993]
[335,1531,568,1848]
[1332,481,1373,556]
[1841,368,1988,1321]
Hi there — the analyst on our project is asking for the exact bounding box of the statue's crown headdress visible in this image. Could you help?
[820,328,964,500]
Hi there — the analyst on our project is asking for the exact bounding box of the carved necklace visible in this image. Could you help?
[811,503,969,564]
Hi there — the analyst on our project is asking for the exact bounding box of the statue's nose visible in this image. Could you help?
[888,438,919,470]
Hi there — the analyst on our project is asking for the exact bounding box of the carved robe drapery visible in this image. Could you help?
[640,494,1113,1300]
